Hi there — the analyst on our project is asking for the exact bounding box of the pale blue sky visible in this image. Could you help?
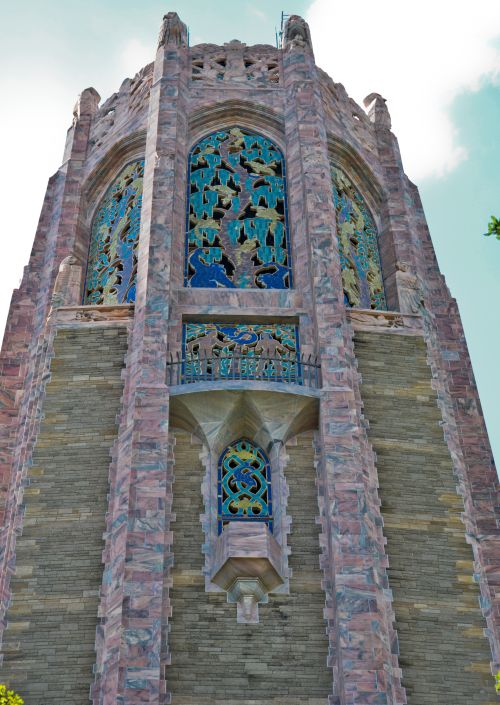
[0,0,498,465]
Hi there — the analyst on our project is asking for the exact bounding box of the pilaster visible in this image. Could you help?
[282,17,404,705]
[93,13,189,705]
[0,89,98,644]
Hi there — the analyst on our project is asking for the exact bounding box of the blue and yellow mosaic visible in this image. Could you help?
[84,160,144,305]
[183,323,299,381]
[331,166,387,310]
[185,128,292,289]
[218,438,273,533]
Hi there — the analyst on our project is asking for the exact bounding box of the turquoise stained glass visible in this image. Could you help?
[218,438,273,533]
[185,127,292,289]
[331,166,387,310]
[84,160,144,305]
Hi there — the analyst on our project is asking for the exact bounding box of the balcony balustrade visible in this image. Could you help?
[166,353,321,389]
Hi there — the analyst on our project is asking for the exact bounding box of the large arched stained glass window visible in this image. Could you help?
[218,438,273,534]
[185,127,292,289]
[331,166,387,310]
[84,160,144,305]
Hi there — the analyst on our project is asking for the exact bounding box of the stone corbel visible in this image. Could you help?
[211,522,284,624]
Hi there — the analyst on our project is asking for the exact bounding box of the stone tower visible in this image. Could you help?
[0,11,498,705]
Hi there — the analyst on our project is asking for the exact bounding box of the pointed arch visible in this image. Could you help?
[217,438,273,534]
[331,165,387,310]
[83,159,144,305]
[185,127,292,289]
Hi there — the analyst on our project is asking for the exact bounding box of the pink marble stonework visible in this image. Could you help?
[0,10,497,705]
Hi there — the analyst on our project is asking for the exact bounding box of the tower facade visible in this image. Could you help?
[0,12,498,705]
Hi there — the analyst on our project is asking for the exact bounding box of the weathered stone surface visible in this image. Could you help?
[355,331,494,705]
[1,326,127,703]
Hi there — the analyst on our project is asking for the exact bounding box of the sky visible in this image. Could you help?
[0,0,498,465]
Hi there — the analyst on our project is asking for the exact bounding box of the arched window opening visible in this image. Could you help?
[331,166,387,310]
[185,127,292,289]
[84,159,144,305]
[218,438,273,534]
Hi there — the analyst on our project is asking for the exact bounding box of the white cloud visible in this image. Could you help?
[306,0,500,180]
[118,38,153,80]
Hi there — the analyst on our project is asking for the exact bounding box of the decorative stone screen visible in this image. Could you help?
[218,438,273,534]
[84,160,144,304]
[185,128,292,289]
[331,166,387,310]
[182,323,299,381]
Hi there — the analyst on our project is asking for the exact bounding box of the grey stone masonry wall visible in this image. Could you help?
[354,331,494,705]
[166,429,331,705]
[1,325,128,704]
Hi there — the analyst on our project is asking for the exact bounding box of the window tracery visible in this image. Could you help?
[84,160,144,305]
[331,166,387,310]
[185,128,292,289]
[218,438,273,534]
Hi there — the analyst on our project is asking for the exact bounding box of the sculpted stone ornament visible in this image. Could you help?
[72,87,100,124]
[284,15,311,51]
[364,92,392,130]
[49,255,82,311]
[157,11,187,49]
[349,310,404,329]
[396,261,425,314]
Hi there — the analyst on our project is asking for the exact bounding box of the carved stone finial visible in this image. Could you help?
[395,261,424,314]
[157,11,187,49]
[72,87,100,123]
[363,92,391,130]
[283,15,312,51]
[50,255,83,312]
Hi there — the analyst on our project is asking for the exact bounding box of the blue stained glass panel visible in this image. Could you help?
[185,128,292,289]
[331,166,387,310]
[183,322,299,382]
[84,160,144,305]
[218,438,273,534]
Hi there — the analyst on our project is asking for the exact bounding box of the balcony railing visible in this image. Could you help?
[166,353,321,389]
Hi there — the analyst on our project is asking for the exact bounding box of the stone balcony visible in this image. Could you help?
[166,353,321,389]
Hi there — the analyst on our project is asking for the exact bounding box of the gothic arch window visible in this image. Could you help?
[83,159,145,305]
[185,127,292,289]
[218,438,273,534]
[331,165,387,310]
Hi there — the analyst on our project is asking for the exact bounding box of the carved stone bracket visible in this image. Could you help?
[347,307,423,333]
[51,304,134,326]
[211,522,284,623]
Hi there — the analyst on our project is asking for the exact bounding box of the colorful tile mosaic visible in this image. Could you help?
[84,160,144,304]
[182,323,299,381]
[331,166,387,310]
[218,438,273,533]
[185,128,292,289]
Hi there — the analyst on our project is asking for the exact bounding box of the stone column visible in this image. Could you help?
[92,13,189,705]
[282,17,404,705]
[0,88,99,642]
[409,182,500,671]
[364,92,420,311]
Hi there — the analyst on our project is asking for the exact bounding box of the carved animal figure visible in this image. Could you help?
[157,12,186,48]
[284,15,310,49]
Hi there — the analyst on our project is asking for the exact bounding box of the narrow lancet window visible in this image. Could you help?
[331,166,387,310]
[218,439,273,534]
[185,127,292,289]
[84,160,144,305]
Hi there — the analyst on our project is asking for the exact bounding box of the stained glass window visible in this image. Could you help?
[218,438,273,533]
[183,322,299,382]
[331,166,387,310]
[84,160,144,305]
[185,127,292,289]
